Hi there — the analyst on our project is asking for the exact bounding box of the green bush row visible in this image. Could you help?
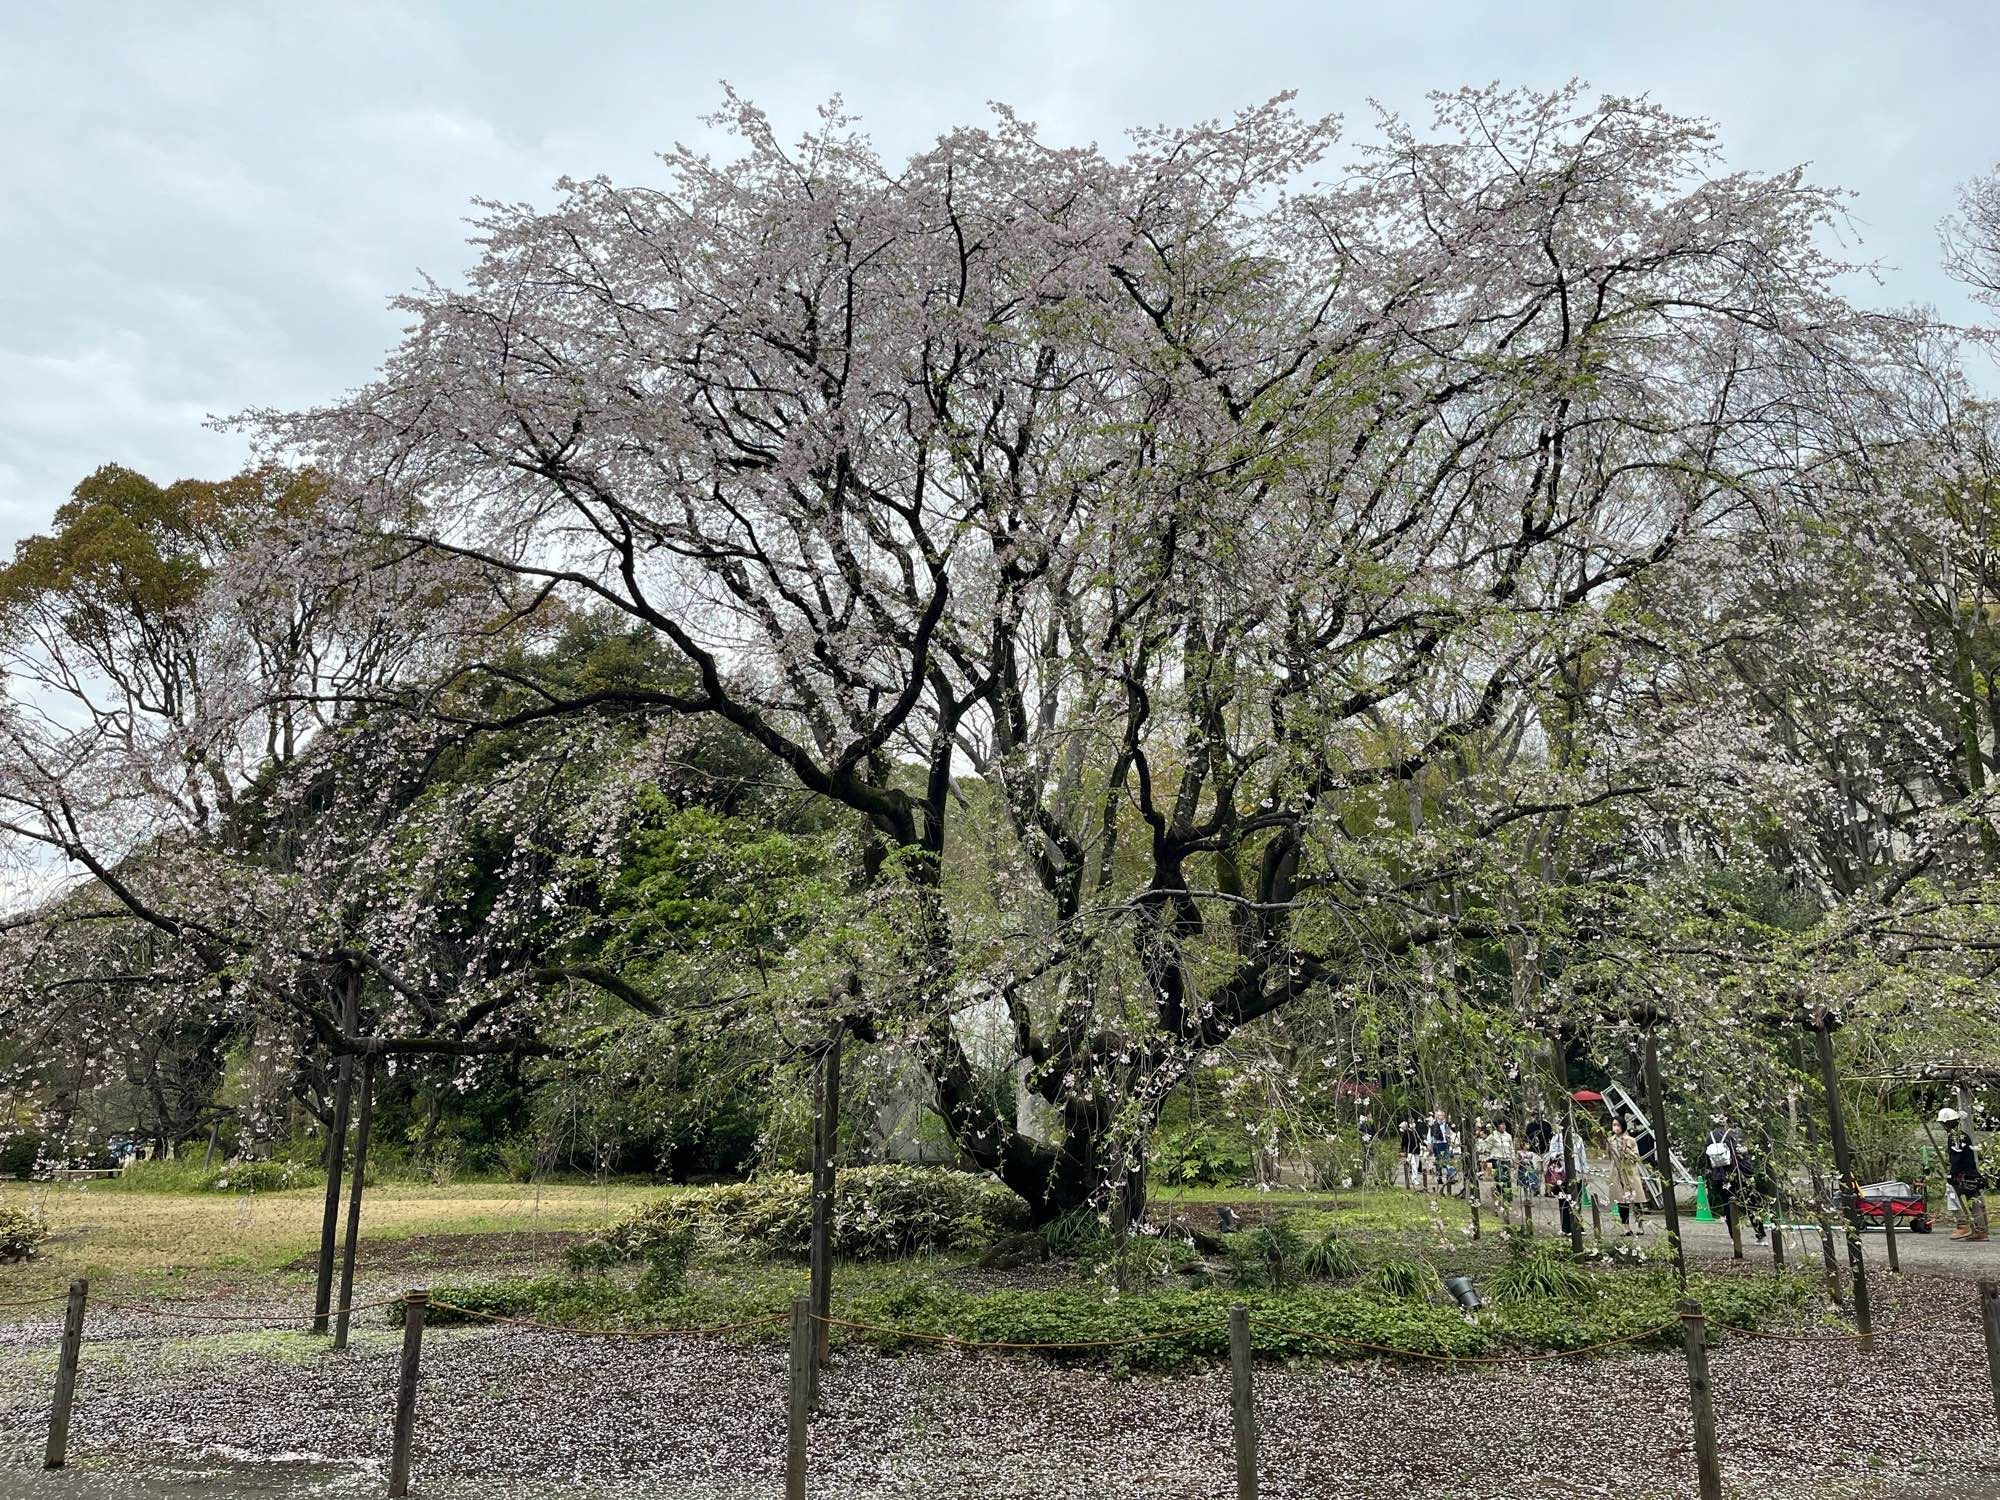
[392,1261,1805,1372]
[604,1166,1029,1262]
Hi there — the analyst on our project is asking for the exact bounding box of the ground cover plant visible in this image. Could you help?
[400,1241,1808,1372]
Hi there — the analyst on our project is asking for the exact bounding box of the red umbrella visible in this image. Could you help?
[1571,1088,1604,1103]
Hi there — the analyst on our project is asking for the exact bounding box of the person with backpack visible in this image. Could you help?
[1704,1114,1747,1237]
[1940,1107,1989,1242]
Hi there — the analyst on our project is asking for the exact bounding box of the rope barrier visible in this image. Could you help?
[424,1300,789,1340]
[0,1294,67,1311]
[1712,1304,1976,1352]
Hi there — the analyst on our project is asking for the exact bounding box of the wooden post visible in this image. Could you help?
[1230,1304,1257,1500]
[1725,1195,1743,1260]
[1551,1033,1584,1255]
[787,1295,811,1500]
[1643,1026,1687,1287]
[1589,1189,1603,1245]
[312,1053,354,1335]
[42,1278,86,1470]
[1462,1112,1481,1241]
[1813,1013,1873,1350]
[1882,1190,1901,1275]
[1679,1298,1723,1500]
[1980,1280,2000,1433]
[387,1289,427,1499]
[334,1056,376,1352]
[314,976,362,1336]
[808,1020,843,1401]
[1523,1197,1534,1235]
[1771,1218,1787,1274]
[1793,1048,1847,1311]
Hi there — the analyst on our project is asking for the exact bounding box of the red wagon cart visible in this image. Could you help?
[1844,1178,1933,1234]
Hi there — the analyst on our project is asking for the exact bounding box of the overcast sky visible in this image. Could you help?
[2,0,1995,551]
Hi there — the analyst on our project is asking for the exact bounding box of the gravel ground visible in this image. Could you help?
[1,1271,1997,1500]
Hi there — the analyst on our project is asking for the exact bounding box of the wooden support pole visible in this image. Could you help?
[1643,1026,1687,1288]
[1589,1190,1603,1245]
[314,975,362,1336]
[1980,1280,2000,1435]
[312,1053,355,1336]
[42,1278,86,1471]
[1523,1197,1534,1235]
[1462,1112,1480,1241]
[1813,1013,1873,1350]
[1793,1051,1846,1311]
[787,1295,811,1500]
[334,1057,376,1352]
[1551,1033,1584,1255]
[387,1289,427,1499]
[1771,1218,1787,1274]
[1230,1304,1257,1500]
[1679,1298,1723,1500]
[807,1020,843,1400]
[1726,1195,1743,1261]
[1883,1192,1901,1275]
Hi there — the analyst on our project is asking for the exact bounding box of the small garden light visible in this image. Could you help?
[1443,1274,1485,1314]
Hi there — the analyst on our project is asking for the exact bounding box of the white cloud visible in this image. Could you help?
[0,0,1994,550]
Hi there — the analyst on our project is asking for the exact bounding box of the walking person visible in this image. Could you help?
[1524,1110,1554,1196]
[1426,1109,1453,1191]
[1608,1115,1645,1234]
[1551,1118,1590,1236]
[1482,1119,1516,1206]
[1941,1107,1989,1242]
[1703,1113,1746,1236]
[1399,1117,1422,1190]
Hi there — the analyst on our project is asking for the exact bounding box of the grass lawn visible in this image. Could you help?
[0,1178,662,1306]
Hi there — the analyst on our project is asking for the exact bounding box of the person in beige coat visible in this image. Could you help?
[1608,1115,1646,1234]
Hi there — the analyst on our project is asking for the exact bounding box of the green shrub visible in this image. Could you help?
[0,1203,47,1261]
[1040,1207,1112,1259]
[1487,1235,1595,1304]
[1081,1230,1196,1286]
[563,1239,622,1278]
[399,1260,1801,1371]
[606,1166,1028,1262]
[847,1282,1485,1371]
[636,1228,697,1299]
[1298,1230,1364,1282]
[1368,1255,1442,1301]
[103,1158,214,1193]
[1229,1223,1308,1290]
[203,1159,324,1194]
[1150,1120,1253,1186]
